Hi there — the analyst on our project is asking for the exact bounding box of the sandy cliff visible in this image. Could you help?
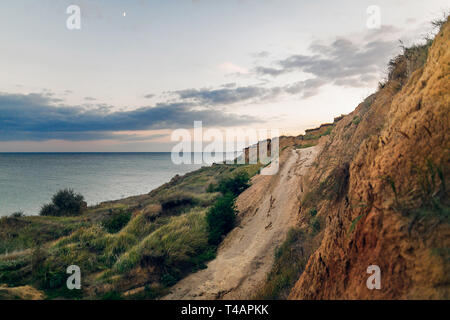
[288,18,449,299]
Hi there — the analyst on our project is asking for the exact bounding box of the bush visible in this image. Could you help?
[52,189,85,216]
[102,211,132,233]
[40,189,86,217]
[40,203,59,216]
[217,171,250,197]
[10,211,24,218]
[206,193,236,245]
[161,273,178,287]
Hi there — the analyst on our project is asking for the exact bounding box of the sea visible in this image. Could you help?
[0,152,238,216]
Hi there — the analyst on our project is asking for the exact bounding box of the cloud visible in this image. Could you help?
[171,86,278,106]
[143,94,155,99]
[252,51,270,58]
[254,31,401,91]
[0,92,260,141]
[170,76,336,107]
[218,62,249,74]
[284,78,328,98]
[84,96,97,101]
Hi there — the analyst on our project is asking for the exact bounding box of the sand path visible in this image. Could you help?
[163,147,319,299]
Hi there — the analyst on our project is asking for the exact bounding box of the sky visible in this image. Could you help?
[0,0,448,152]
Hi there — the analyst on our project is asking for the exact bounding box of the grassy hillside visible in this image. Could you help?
[0,162,261,299]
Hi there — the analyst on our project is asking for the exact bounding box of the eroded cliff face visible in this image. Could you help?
[289,18,449,299]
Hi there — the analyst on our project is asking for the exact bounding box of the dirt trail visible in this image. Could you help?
[163,146,319,300]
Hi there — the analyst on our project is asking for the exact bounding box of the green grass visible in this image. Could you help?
[114,209,210,275]
[102,210,132,233]
[0,215,88,255]
[206,193,237,245]
[0,161,262,299]
[303,126,333,140]
[255,229,310,299]
[295,143,316,149]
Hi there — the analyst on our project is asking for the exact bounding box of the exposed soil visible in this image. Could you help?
[163,147,319,299]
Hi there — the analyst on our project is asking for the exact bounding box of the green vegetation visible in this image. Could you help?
[378,159,449,224]
[101,210,132,234]
[348,213,368,235]
[408,159,449,222]
[255,229,312,299]
[206,171,250,245]
[0,215,88,255]
[304,126,333,140]
[0,160,260,300]
[310,217,321,233]
[159,192,199,214]
[101,291,123,300]
[206,193,237,245]
[10,212,24,218]
[216,171,250,196]
[295,143,316,149]
[114,209,211,278]
[40,189,86,217]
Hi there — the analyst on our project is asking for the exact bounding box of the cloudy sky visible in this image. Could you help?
[0,0,447,151]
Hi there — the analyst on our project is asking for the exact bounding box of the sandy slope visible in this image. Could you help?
[163,146,319,300]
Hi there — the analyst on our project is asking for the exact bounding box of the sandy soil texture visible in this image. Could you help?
[163,147,319,300]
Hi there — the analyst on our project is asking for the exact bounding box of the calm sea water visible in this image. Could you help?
[0,152,221,216]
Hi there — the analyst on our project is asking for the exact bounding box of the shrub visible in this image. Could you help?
[10,211,24,218]
[40,203,59,216]
[102,211,132,233]
[217,171,250,197]
[40,189,85,216]
[206,193,236,245]
[52,189,85,216]
[161,273,178,287]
